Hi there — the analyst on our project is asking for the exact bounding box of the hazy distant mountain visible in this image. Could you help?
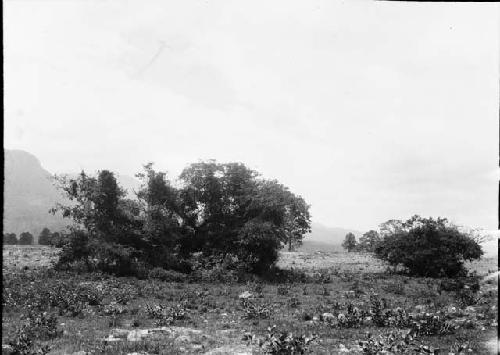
[4,150,69,239]
[305,222,363,245]
[3,149,141,239]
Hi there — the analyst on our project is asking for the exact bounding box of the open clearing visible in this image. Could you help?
[2,246,498,354]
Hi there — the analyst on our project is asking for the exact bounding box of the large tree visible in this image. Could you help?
[38,227,52,245]
[357,230,381,252]
[342,232,357,252]
[19,232,34,245]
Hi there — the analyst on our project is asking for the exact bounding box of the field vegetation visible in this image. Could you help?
[2,161,497,354]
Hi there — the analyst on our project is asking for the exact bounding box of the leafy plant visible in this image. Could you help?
[260,325,317,354]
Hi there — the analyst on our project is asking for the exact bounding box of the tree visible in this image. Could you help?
[135,163,185,269]
[19,232,34,245]
[179,161,311,272]
[52,170,144,275]
[38,228,52,245]
[50,232,64,247]
[357,230,381,252]
[3,233,17,245]
[374,216,483,277]
[342,232,357,252]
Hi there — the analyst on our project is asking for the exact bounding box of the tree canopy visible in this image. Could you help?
[51,161,311,276]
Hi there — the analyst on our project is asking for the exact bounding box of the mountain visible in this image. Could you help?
[4,150,69,240]
[3,149,140,240]
[305,222,363,245]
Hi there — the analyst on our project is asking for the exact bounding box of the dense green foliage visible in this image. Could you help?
[374,216,483,277]
[19,232,34,245]
[38,228,52,245]
[342,232,357,252]
[3,233,18,245]
[51,161,311,276]
[357,230,381,252]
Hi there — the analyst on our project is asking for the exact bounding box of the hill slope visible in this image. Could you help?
[3,149,141,239]
[4,150,69,239]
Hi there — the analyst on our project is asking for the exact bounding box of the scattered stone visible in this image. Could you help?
[111,328,130,339]
[174,335,192,344]
[127,329,149,342]
[338,343,350,352]
[238,291,253,299]
[415,305,427,313]
[321,312,335,321]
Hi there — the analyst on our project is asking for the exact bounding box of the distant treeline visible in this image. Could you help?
[3,228,65,246]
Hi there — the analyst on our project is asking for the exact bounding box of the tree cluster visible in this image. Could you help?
[3,232,35,245]
[51,161,311,276]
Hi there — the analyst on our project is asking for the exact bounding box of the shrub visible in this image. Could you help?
[8,311,60,355]
[145,302,188,326]
[374,216,483,277]
[260,325,318,354]
[241,299,272,320]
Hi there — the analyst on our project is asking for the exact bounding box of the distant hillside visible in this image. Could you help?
[3,149,141,240]
[304,222,363,245]
[4,150,69,239]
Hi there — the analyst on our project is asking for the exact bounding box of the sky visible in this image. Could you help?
[4,0,499,231]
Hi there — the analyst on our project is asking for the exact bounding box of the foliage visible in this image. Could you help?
[3,232,18,245]
[19,232,34,245]
[38,228,52,246]
[51,161,311,276]
[357,230,381,252]
[145,301,188,326]
[260,325,318,354]
[342,232,357,252]
[8,311,59,355]
[241,298,272,319]
[374,215,483,277]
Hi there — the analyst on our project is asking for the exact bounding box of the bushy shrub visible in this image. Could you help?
[241,299,272,320]
[8,311,60,355]
[374,216,483,277]
[145,301,188,326]
[260,325,317,354]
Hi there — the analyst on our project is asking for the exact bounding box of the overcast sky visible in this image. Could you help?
[4,0,499,231]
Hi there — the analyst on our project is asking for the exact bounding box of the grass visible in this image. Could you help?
[2,245,497,354]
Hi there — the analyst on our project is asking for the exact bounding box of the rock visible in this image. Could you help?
[111,328,130,339]
[465,306,476,313]
[338,344,350,352]
[102,335,123,343]
[415,305,427,313]
[321,312,335,321]
[174,335,192,344]
[127,329,149,342]
[238,291,253,299]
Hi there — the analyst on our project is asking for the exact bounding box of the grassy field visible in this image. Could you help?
[2,245,498,354]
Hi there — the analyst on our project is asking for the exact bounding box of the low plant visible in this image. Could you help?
[260,325,318,354]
